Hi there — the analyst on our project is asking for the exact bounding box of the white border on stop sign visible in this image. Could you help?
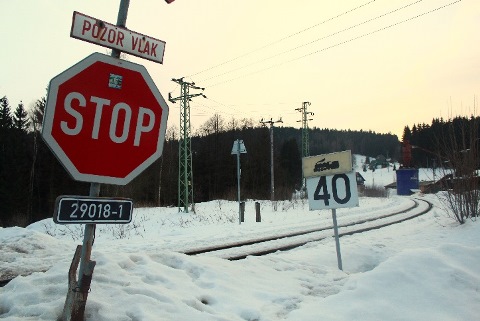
[42,52,169,185]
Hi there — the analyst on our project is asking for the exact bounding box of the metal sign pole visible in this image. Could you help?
[68,2,130,319]
[77,183,99,287]
[77,0,130,289]
[231,139,246,225]
[64,183,99,320]
[236,140,241,225]
[111,0,130,58]
[331,208,343,270]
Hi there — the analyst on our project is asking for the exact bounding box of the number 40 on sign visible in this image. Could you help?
[306,171,359,210]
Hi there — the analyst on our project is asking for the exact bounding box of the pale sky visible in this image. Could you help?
[2,0,479,138]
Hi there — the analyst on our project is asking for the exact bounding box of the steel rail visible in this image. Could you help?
[184,199,419,256]
[186,198,433,260]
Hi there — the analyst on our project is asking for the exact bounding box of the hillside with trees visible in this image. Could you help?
[1,95,400,227]
[402,116,480,168]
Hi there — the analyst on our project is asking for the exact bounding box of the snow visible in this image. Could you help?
[1,160,479,320]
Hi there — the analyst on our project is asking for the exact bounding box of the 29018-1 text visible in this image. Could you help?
[54,196,133,224]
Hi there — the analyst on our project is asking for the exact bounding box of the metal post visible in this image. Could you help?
[64,2,129,320]
[270,125,275,202]
[170,78,205,213]
[236,140,242,224]
[183,85,189,212]
[296,102,313,187]
[77,183,100,288]
[77,0,128,294]
[331,209,343,270]
[111,0,130,58]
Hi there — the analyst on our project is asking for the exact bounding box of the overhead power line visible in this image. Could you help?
[200,0,424,83]
[206,0,462,88]
[196,97,299,120]
[188,0,377,78]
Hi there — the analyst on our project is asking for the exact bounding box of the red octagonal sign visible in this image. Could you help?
[42,53,169,185]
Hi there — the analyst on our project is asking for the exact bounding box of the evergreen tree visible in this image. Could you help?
[402,126,412,142]
[0,96,13,128]
[13,102,30,132]
[0,96,13,152]
[0,96,13,224]
[279,138,302,190]
[10,101,32,224]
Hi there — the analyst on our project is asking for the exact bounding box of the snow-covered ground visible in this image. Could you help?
[1,162,479,320]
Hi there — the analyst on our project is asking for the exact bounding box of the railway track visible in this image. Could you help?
[184,198,433,260]
[0,198,432,288]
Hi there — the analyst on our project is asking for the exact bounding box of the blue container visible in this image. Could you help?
[396,169,419,195]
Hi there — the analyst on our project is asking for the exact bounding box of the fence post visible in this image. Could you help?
[240,201,245,222]
[255,202,261,222]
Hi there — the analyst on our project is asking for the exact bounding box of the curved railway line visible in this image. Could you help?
[0,198,433,288]
[184,198,433,260]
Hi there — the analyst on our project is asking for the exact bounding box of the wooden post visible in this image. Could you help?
[61,245,97,321]
[240,201,245,222]
[255,201,261,222]
[73,260,96,320]
[62,245,81,320]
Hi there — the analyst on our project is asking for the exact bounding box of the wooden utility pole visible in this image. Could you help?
[260,118,283,202]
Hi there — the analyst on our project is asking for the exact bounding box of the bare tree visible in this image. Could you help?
[28,98,45,219]
[436,116,479,224]
[157,125,178,206]
[197,113,225,136]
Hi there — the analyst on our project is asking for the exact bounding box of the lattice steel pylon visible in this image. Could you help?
[169,78,206,213]
[296,102,314,186]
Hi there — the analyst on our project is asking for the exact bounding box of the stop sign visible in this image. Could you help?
[42,53,169,185]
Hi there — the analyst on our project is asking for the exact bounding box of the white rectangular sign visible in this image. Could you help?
[70,11,166,64]
[303,150,352,178]
[306,171,359,210]
[53,196,133,224]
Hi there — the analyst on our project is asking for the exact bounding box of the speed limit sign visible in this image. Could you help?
[306,170,359,210]
[303,151,358,270]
